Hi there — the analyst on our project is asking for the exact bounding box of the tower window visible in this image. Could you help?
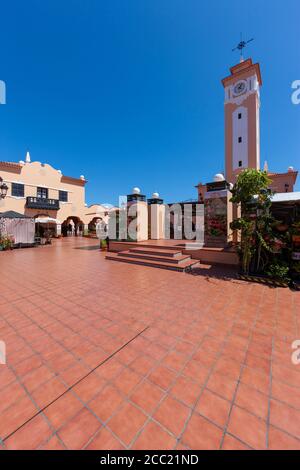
[238,113,242,119]
[238,161,243,167]
[238,137,242,143]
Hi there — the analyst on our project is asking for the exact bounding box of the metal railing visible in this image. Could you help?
[26,196,60,210]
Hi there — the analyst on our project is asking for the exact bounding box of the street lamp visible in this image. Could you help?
[0,177,8,199]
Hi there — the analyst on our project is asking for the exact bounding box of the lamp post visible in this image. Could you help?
[0,177,8,199]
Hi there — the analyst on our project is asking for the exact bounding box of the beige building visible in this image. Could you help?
[0,152,114,236]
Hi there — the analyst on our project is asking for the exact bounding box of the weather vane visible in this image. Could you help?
[232,33,254,61]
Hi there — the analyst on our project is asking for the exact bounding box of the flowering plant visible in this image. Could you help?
[205,198,227,239]
[0,234,14,250]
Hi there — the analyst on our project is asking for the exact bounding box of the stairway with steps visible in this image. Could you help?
[106,246,200,272]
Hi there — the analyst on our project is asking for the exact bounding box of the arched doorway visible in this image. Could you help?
[87,217,107,238]
[61,216,84,237]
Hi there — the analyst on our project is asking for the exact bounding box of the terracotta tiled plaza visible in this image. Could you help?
[0,237,299,450]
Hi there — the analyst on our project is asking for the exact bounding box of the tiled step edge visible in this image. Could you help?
[129,248,182,257]
[106,254,200,272]
[121,251,191,264]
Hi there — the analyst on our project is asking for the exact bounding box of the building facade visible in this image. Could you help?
[0,153,113,236]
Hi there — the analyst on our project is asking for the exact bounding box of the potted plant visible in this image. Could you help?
[265,261,290,286]
[100,238,107,251]
[0,235,14,250]
[275,221,289,232]
[291,222,300,242]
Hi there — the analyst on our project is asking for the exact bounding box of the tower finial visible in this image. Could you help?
[25,150,31,163]
[232,33,254,62]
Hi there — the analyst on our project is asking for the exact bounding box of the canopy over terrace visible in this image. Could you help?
[34,216,61,224]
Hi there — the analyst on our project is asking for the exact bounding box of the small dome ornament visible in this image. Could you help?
[213,173,225,182]
[132,187,141,195]
[80,175,85,180]
[288,166,294,172]
[152,192,159,199]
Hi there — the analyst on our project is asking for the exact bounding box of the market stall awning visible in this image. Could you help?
[35,217,61,224]
[0,211,32,219]
[271,192,300,203]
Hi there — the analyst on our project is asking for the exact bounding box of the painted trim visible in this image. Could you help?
[6,195,26,200]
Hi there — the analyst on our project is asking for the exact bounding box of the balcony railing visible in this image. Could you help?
[26,196,60,210]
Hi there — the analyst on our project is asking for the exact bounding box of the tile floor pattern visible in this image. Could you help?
[0,237,299,450]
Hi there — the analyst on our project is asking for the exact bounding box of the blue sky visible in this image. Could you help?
[0,0,299,205]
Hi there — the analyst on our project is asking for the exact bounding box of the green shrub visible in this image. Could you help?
[265,262,290,282]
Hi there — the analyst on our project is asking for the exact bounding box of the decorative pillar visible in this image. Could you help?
[127,188,148,241]
[83,224,89,236]
[147,192,165,240]
[204,176,233,248]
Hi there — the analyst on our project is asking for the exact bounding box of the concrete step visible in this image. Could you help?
[129,247,182,257]
[128,243,188,251]
[106,253,200,272]
[120,250,191,264]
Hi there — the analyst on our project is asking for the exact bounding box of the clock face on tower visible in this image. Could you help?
[233,80,247,96]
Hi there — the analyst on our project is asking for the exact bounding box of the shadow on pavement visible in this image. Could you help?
[188,264,238,282]
[74,245,100,250]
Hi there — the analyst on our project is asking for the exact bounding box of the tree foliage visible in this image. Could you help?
[230,169,274,274]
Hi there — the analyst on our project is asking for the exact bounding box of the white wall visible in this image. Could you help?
[232,106,248,171]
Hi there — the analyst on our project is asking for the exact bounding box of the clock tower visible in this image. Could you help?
[222,58,262,183]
